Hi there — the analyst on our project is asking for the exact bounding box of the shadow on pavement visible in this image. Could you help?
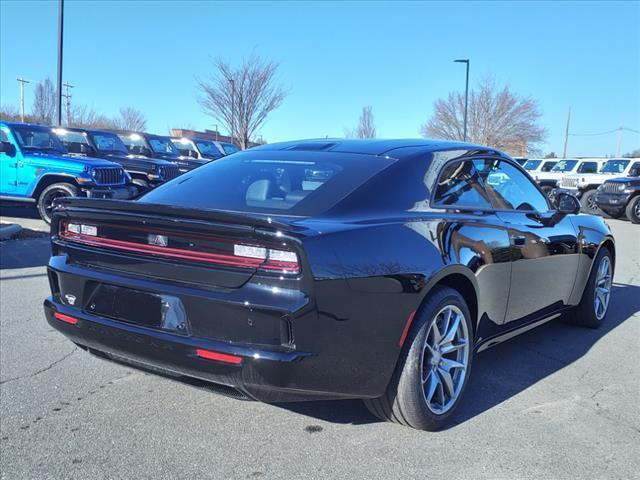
[272,282,639,427]
[0,236,51,270]
[0,202,41,220]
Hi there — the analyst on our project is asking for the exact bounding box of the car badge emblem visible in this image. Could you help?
[148,234,168,247]
[64,294,76,305]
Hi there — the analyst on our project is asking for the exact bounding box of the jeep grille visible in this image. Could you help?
[92,167,126,185]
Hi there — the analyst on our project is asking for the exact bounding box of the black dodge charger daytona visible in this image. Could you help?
[45,139,615,431]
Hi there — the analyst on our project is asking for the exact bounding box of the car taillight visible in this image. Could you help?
[58,221,300,274]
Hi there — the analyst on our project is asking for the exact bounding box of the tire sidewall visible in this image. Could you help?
[580,189,599,214]
[397,288,474,430]
[579,247,613,328]
[37,183,78,224]
[626,196,640,224]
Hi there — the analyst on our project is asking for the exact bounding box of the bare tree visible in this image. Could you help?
[113,107,147,131]
[31,77,56,124]
[68,105,114,129]
[197,55,288,149]
[421,78,546,156]
[344,106,377,139]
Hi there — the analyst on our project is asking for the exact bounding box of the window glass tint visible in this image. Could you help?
[92,132,129,153]
[119,134,145,148]
[602,159,630,173]
[140,152,394,216]
[148,137,179,155]
[551,160,577,172]
[11,126,66,152]
[171,139,198,157]
[523,160,541,171]
[195,140,224,159]
[433,160,493,209]
[577,161,598,173]
[0,128,9,142]
[484,161,549,211]
[221,143,239,154]
[541,161,557,172]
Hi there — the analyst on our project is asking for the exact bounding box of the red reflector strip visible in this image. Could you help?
[59,230,300,274]
[195,349,243,364]
[398,310,416,347]
[54,312,79,325]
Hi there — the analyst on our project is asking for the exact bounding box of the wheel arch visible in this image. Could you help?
[32,174,80,199]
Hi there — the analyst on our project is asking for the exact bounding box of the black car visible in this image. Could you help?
[53,128,182,190]
[44,139,615,431]
[595,174,640,223]
[116,131,206,173]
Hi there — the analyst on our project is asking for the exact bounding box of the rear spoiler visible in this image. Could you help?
[53,198,299,232]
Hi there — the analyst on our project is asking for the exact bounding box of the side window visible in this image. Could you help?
[577,161,597,173]
[433,160,493,209]
[485,161,549,212]
[631,162,640,176]
[0,129,9,142]
[541,161,557,172]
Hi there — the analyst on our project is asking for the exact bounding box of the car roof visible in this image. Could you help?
[250,138,504,159]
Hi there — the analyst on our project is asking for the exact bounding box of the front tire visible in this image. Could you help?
[364,287,473,431]
[37,182,78,224]
[580,189,601,215]
[625,196,640,224]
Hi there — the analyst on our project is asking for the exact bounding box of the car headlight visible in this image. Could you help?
[75,168,94,185]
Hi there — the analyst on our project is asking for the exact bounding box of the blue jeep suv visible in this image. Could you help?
[0,122,136,223]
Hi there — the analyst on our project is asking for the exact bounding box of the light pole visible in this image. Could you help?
[56,0,64,126]
[454,59,470,141]
[16,77,31,123]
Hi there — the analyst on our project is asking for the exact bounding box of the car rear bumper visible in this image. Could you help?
[44,296,343,402]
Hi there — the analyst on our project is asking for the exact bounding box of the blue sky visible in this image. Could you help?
[1,0,639,156]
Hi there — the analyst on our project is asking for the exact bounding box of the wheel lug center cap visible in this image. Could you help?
[431,350,442,366]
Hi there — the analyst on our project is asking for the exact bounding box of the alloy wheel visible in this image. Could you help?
[594,256,612,321]
[43,190,70,222]
[587,194,598,212]
[420,305,470,415]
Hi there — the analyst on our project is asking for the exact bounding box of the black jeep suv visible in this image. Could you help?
[595,173,640,223]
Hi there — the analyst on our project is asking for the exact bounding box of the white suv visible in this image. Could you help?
[535,158,607,194]
[522,158,558,177]
[557,158,640,214]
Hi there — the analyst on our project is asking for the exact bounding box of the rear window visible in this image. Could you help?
[139,151,394,216]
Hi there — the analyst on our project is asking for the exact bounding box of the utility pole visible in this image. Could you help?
[16,77,31,123]
[56,0,64,126]
[616,123,623,157]
[62,81,74,126]
[214,124,218,141]
[454,59,470,141]
[562,107,571,158]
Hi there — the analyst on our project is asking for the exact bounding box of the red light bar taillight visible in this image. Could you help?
[195,349,243,364]
[54,312,78,325]
[58,221,300,274]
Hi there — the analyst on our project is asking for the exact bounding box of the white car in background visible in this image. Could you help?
[557,157,640,214]
[522,158,558,177]
[534,158,607,194]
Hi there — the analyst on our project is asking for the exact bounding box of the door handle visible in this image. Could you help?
[511,234,526,246]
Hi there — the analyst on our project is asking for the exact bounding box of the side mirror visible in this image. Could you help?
[0,141,16,157]
[138,147,152,157]
[189,150,198,159]
[556,192,581,215]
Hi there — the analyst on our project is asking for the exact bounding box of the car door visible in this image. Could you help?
[0,127,18,193]
[482,159,580,322]
[430,157,514,326]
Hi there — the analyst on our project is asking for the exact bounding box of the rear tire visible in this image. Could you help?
[363,287,473,431]
[565,247,613,328]
[37,182,78,224]
[625,196,640,224]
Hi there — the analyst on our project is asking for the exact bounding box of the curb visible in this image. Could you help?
[0,223,22,241]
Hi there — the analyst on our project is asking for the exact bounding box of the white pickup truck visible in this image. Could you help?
[556,158,640,214]
[534,158,607,194]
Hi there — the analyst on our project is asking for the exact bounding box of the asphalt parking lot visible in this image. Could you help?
[1,206,639,480]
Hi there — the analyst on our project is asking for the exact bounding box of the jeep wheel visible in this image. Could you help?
[580,189,601,215]
[541,185,553,196]
[626,196,640,224]
[37,183,78,224]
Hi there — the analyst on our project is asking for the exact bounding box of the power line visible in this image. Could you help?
[569,127,640,137]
